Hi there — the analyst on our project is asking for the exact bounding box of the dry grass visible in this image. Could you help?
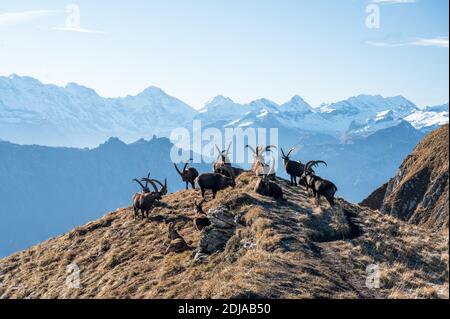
[0,172,448,299]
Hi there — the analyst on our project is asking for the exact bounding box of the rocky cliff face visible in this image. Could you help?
[362,125,449,232]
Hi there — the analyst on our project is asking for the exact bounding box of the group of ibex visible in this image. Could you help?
[281,147,338,207]
[131,143,338,254]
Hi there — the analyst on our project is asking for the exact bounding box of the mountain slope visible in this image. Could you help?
[362,125,449,232]
[0,136,209,258]
[0,172,447,299]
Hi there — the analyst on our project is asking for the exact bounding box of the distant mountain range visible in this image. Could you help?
[0,74,448,147]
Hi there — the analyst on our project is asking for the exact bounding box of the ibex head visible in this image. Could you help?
[303,160,327,178]
[280,148,295,161]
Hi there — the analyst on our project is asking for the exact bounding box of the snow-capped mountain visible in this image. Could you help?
[0,74,196,147]
[0,74,448,148]
[405,103,449,133]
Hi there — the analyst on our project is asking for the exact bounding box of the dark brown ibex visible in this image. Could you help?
[281,147,311,186]
[301,161,337,207]
[193,200,211,231]
[133,178,164,218]
[254,157,284,200]
[132,173,152,218]
[245,144,277,177]
[196,165,236,199]
[165,222,192,254]
[174,159,199,190]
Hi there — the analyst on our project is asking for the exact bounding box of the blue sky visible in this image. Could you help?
[0,0,448,108]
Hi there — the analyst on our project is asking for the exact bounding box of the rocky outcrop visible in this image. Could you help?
[196,206,237,256]
[362,125,449,232]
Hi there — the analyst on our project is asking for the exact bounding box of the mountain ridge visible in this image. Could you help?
[0,171,447,299]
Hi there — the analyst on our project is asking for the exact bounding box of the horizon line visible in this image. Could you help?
[1,73,448,110]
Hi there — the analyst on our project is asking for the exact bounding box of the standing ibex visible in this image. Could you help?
[132,178,165,218]
[174,159,199,190]
[301,161,337,207]
[196,165,236,199]
[281,147,310,186]
[132,173,151,218]
[245,145,277,177]
[193,200,211,231]
[254,157,284,200]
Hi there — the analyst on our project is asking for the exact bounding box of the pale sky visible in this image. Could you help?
[0,0,448,109]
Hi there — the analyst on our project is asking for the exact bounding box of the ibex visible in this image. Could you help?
[174,159,199,190]
[212,143,245,178]
[245,144,277,177]
[301,161,337,207]
[281,147,310,186]
[213,143,232,173]
[196,165,236,199]
[254,157,284,200]
[193,200,211,231]
[165,222,192,254]
[132,173,151,218]
[133,178,165,218]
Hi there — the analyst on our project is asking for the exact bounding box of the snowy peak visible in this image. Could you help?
[280,95,313,113]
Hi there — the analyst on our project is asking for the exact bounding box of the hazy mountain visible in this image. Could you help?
[0,136,209,257]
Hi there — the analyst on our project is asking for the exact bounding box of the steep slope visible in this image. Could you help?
[362,125,449,232]
[0,173,447,299]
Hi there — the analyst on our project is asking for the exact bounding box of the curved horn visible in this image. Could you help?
[141,178,159,193]
[304,161,316,174]
[225,142,232,156]
[286,148,295,157]
[174,163,183,176]
[215,144,222,156]
[245,145,256,155]
[132,178,147,191]
[182,158,192,172]
[314,160,327,168]
[150,178,168,195]
[281,148,286,157]
[144,172,151,188]
[268,156,276,176]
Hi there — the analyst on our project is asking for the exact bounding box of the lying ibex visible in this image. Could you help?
[281,147,310,186]
[245,145,277,177]
[254,157,284,200]
[301,161,337,207]
[193,200,211,231]
[165,222,192,254]
[196,165,236,199]
[174,159,199,190]
[133,178,164,218]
